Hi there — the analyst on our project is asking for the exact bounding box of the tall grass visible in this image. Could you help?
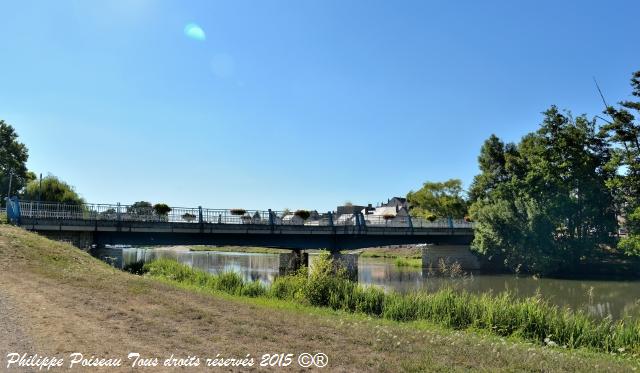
[144,254,640,354]
[394,258,422,268]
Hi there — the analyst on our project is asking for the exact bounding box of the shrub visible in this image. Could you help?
[182,213,196,222]
[383,214,395,220]
[294,210,311,220]
[230,208,246,216]
[425,214,437,222]
[123,260,147,275]
[619,235,640,256]
[153,203,171,216]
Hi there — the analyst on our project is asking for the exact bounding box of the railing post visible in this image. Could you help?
[117,203,121,222]
[328,211,334,227]
[353,212,361,233]
[359,212,367,230]
[198,206,203,224]
[268,209,274,228]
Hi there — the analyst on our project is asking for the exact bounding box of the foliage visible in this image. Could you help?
[153,203,171,216]
[23,175,84,204]
[230,208,246,216]
[294,209,311,220]
[383,213,395,220]
[407,179,467,219]
[618,235,640,256]
[394,258,422,268]
[182,213,196,222]
[0,120,31,204]
[127,201,153,216]
[469,107,617,275]
[599,70,640,235]
[123,260,147,275]
[146,257,640,354]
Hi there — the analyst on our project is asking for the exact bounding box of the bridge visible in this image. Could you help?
[5,198,480,272]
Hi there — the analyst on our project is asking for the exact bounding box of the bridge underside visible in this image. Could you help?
[22,219,473,251]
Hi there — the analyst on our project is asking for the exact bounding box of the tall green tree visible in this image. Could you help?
[598,70,640,255]
[0,120,32,204]
[407,179,467,219]
[470,107,616,274]
[23,175,84,204]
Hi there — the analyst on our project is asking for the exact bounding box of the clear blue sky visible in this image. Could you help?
[1,1,638,211]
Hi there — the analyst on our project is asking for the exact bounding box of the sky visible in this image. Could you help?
[1,0,639,211]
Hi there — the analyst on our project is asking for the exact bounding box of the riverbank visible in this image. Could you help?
[187,245,424,259]
[188,245,290,254]
[0,225,638,372]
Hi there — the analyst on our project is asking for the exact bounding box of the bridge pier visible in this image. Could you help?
[330,252,359,281]
[279,251,359,280]
[421,245,481,271]
[278,250,308,275]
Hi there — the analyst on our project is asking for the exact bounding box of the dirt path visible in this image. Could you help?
[0,290,35,355]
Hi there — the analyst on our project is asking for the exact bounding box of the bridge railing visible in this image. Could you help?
[15,200,475,229]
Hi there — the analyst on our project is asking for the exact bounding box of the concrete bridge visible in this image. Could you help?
[5,199,480,272]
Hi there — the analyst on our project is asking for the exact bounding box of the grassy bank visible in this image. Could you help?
[359,246,422,259]
[146,255,640,355]
[188,245,289,254]
[394,257,423,268]
[1,225,638,372]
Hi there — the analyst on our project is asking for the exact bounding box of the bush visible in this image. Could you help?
[619,235,640,256]
[294,210,311,220]
[425,214,437,222]
[230,209,246,216]
[182,213,196,222]
[123,260,147,275]
[383,214,395,220]
[153,203,171,216]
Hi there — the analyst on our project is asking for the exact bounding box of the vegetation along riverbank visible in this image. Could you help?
[145,254,640,355]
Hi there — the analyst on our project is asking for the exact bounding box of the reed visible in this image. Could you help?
[144,255,640,354]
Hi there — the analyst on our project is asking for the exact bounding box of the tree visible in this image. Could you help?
[22,175,84,204]
[0,120,31,204]
[407,179,467,219]
[127,201,153,216]
[470,107,617,274]
[153,203,171,216]
[598,70,640,255]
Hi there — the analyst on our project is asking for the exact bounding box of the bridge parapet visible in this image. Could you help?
[15,200,474,229]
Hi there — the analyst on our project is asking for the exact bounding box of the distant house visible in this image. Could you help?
[337,204,366,215]
[365,205,411,227]
[382,197,409,210]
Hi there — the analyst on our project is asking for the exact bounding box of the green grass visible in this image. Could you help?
[394,258,423,267]
[144,254,640,355]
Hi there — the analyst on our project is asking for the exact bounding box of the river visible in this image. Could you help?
[122,248,640,321]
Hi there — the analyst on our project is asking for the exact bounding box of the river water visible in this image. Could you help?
[122,248,640,321]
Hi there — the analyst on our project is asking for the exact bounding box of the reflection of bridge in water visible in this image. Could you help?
[7,199,475,250]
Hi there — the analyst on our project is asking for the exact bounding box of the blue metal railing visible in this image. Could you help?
[15,200,475,229]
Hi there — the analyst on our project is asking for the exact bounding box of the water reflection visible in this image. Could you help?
[122,249,640,321]
[123,248,281,284]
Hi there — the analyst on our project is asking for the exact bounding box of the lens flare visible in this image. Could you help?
[184,23,206,41]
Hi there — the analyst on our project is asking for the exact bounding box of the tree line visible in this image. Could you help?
[407,70,640,274]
